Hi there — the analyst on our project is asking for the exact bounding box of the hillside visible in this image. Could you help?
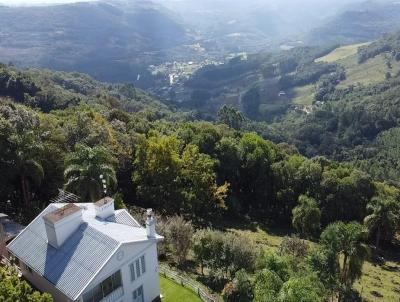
[1,46,400,302]
[0,0,188,87]
[308,1,400,45]
[0,62,172,114]
[170,45,340,121]
[265,33,400,183]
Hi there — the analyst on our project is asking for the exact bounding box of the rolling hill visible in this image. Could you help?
[308,1,400,45]
[0,0,188,87]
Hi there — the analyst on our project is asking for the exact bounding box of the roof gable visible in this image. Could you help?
[7,203,157,300]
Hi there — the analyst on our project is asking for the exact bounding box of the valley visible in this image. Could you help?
[1,1,400,302]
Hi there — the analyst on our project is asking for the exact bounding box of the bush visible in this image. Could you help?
[292,195,321,238]
[165,216,194,265]
[278,235,309,259]
[222,269,253,302]
[253,269,283,302]
[193,229,258,279]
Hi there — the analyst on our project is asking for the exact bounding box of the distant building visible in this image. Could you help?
[7,198,163,302]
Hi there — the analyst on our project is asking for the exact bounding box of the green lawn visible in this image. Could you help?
[160,276,203,302]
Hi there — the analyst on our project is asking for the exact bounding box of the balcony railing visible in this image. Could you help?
[100,286,124,302]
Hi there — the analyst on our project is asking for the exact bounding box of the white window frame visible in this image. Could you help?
[132,285,144,302]
[129,254,146,282]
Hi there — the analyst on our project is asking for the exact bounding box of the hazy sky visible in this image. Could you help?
[0,0,95,5]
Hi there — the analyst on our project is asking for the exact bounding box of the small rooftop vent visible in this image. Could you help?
[43,204,83,248]
[95,197,115,220]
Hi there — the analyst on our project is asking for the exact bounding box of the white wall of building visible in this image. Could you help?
[20,261,73,302]
[81,240,161,302]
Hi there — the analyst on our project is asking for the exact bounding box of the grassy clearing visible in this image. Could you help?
[160,276,203,302]
[316,43,370,63]
[227,223,400,302]
[337,53,400,88]
[291,85,315,106]
[354,259,400,302]
[229,224,285,249]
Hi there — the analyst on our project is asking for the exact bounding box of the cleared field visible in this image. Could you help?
[160,276,203,302]
[291,84,315,106]
[316,43,370,63]
[337,53,400,88]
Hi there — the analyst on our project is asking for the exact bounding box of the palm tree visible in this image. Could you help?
[364,196,398,250]
[320,222,368,292]
[13,132,45,205]
[64,144,117,202]
[17,158,44,205]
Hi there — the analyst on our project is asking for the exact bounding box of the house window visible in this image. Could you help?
[82,270,122,302]
[132,285,144,302]
[135,259,141,278]
[129,255,146,282]
[140,255,146,274]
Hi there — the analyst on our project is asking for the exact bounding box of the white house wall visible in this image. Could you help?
[82,241,161,302]
[20,261,73,302]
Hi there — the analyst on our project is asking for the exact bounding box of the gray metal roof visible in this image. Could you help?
[106,210,141,228]
[7,204,158,300]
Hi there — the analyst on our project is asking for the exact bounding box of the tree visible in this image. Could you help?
[253,269,283,302]
[165,216,193,266]
[222,269,253,302]
[0,104,44,205]
[133,134,228,217]
[193,229,214,275]
[238,133,279,214]
[364,194,399,250]
[320,167,373,223]
[319,222,368,298]
[0,266,53,302]
[64,144,117,202]
[181,144,228,217]
[217,105,245,130]
[242,86,261,118]
[113,193,127,210]
[133,134,182,212]
[257,251,290,282]
[0,223,5,257]
[292,195,321,238]
[278,275,326,302]
[193,229,258,279]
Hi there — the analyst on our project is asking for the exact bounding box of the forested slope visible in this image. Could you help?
[0,60,399,302]
[266,32,400,184]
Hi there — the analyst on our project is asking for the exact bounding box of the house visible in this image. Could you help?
[7,197,163,302]
[0,213,25,260]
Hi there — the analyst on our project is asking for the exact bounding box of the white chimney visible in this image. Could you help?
[43,204,83,249]
[146,209,156,238]
[95,197,115,219]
